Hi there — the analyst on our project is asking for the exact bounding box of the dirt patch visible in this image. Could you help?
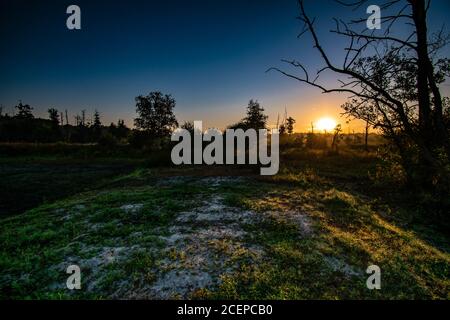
[120,203,144,213]
[141,177,263,299]
[48,176,314,299]
[323,256,362,277]
[49,245,145,292]
[265,210,313,236]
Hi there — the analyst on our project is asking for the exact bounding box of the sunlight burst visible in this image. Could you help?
[316,117,337,132]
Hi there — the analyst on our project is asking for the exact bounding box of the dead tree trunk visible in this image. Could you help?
[364,120,369,152]
[409,0,432,141]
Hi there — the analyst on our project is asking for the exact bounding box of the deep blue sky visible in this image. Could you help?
[1,0,449,130]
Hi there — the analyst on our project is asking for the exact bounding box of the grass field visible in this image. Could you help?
[0,146,449,299]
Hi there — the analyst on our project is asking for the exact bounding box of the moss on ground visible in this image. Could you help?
[0,157,449,299]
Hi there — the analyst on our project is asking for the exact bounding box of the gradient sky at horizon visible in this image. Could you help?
[1,0,450,131]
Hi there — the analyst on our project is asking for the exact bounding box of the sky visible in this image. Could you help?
[1,0,450,132]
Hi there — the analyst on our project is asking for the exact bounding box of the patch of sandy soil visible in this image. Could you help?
[49,176,316,299]
[323,256,363,277]
[134,177,263,299]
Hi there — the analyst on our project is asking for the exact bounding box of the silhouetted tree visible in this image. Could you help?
[15,102,34,119]
[134,91,178,137]
[243,99,268,130]
[286,116,295,134]
[74,114,82,126]
[65,110,69,126]
[227,120,247,130]
[331,124,342,153]
[48,108,59,127]
[181,121,195,135]
[89,109,102,140]
[81,110,86,127]
[93,110,101,128]
[114,119,129,140]
[46,108,61,140]
[364,119,370,152]
[270,0,450,191]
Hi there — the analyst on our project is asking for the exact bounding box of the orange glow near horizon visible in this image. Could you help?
[315,117,337,132]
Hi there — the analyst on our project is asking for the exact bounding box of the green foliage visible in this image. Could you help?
[0,143,448,299]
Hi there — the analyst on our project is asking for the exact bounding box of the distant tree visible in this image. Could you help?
[74,114,82,126]
[181,121,194,131]
[285,116,295,134]
[364,119,370,152]
[48,108,60,127]
[331,124,342,153]
[15,101,34,119]
[117,119,126,129]
[115,119,129,139]
[227,120,247,130]
[243,99,268,130]
[180,121,195,135]
[134,91,178,136]
[89,109,102,140]
[81,110,86,127]
[93,110,101,128]
[65,110,69,126]
[46,108,61,141]
[279,124,286,135]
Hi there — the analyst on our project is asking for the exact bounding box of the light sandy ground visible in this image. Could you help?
[50,176,323,298]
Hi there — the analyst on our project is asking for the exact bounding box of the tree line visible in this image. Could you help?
[0,94,300,147]
[0,102,129,144]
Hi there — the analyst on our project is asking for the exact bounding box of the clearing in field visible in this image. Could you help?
[1,153,448,299]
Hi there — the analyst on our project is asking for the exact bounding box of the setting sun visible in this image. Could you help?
[316,117,337,132]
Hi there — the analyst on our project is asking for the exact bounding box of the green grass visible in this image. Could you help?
[0,157,142,216]
[203,181,449,299]
[0,175,206,299]
[0,150,449,299]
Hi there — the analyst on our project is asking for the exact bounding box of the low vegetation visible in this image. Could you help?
[0,146,448,299]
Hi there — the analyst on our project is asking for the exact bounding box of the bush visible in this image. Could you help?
[98,132,118,148]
